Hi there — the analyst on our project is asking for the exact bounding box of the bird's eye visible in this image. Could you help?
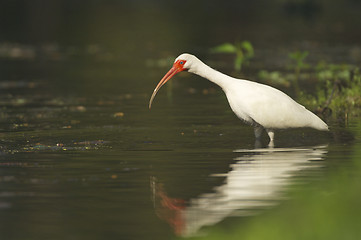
[179,61,184,65]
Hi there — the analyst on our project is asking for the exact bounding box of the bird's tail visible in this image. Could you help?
[314,120,329,131]
[309,112,329,131]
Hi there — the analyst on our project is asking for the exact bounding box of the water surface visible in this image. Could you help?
[0,75,358,239]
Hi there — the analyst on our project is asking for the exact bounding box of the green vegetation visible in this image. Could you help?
[210,41,254,73]
[288,51,310,96]
[299,63,361,117]
[258,53,361,118]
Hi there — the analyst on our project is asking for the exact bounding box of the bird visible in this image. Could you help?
[149,53,328,145]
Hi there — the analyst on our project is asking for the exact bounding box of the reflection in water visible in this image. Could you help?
[151,145,328,237]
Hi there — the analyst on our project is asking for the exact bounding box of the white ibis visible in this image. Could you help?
[149,53,328,144]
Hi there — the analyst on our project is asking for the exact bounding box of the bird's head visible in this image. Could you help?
[149,53,197,109]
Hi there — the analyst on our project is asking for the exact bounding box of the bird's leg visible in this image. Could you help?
[266,129,274,141]
[266,129,275,147]
[254,125,263,139]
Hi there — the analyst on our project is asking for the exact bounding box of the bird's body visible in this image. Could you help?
[149,53,328,144]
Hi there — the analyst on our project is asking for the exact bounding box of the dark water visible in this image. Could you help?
[0,70,359,239]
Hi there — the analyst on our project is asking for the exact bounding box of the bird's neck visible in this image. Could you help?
[190,60,234,89]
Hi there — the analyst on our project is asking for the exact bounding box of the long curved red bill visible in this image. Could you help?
[149,66,182,109]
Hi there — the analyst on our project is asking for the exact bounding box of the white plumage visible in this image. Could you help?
[149,53,328,144]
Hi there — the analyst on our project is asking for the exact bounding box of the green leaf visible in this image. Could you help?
[241,41,254,58]
[210,43,237,53]
[234,55,243,72]
[289,51,309,61]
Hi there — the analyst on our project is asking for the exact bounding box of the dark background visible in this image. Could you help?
[0,0,360,95]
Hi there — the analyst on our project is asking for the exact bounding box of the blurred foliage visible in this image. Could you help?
[258,70,291,87]
[288,50,309,70]
[210,41,254,73]
[299,64,361,118]
[288,51,310,96]
[258,52,361,118]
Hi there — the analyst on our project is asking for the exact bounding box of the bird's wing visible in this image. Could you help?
[225,81,318,129]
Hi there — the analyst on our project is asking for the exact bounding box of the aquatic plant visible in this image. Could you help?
[300,63,361,118]
[210,41,254,73]
[258,52,361,118]
[288,50,309,96]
